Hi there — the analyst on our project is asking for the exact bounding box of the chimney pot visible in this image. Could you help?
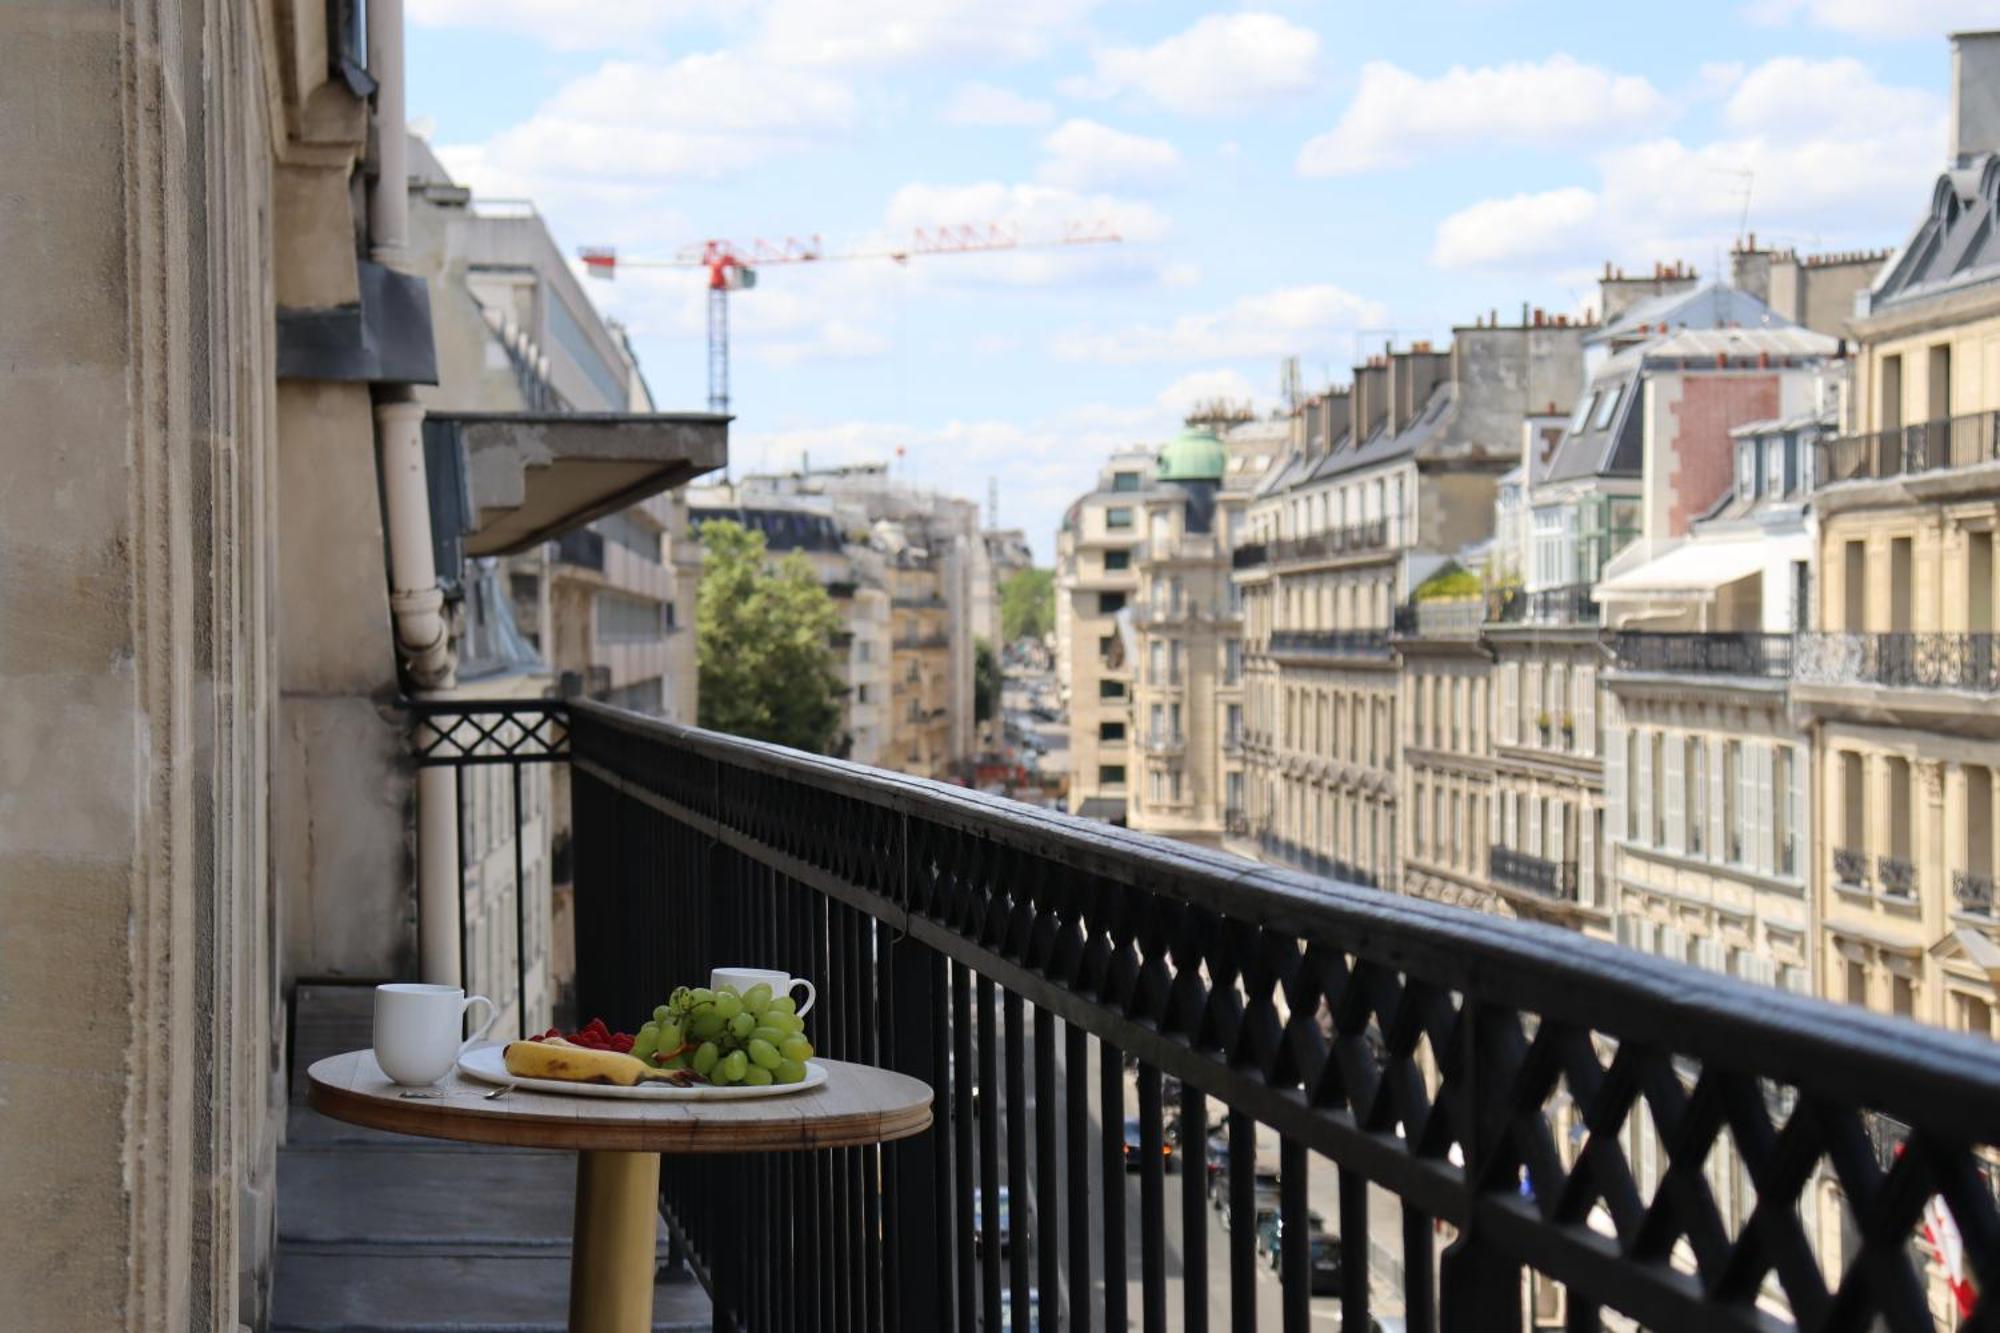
[1951,31,2000,165]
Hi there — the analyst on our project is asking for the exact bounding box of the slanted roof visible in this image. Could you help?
[1587,283,1792,347]
[1868,154,2000,313]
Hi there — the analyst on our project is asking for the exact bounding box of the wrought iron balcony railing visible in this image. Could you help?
[1815,410,2000,485]
[1488,844,1580,900]
[412,697,2000,1333]
[1223,805,1249,835]
[1230,541,1268,571]
[894,632,951,651]
[1486,583,1598,627]
[1139,731,1187,754]
[1794,632,2000,692]
[1267,629,1393,660]
[1955,869,1996,915]
[1608,631,1794,678]
[1833,846,1871,889]
[1269,519,1392,565]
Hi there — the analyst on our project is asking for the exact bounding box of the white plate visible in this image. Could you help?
[457,1043,828,1101]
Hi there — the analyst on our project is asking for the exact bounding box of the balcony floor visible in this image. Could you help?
[272,985,713,1332]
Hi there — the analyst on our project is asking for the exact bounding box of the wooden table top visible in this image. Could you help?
[307,1049,933,1153]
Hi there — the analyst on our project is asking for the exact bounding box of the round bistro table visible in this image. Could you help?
[308,1048,932,1332]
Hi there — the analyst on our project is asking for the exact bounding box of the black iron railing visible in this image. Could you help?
[1608,631,1795,678]
[553,527,606,571]
[1396,600,1484,639]
[1231,541,1268,571]
[1270,520,1392,564]
[1487,583,1598,627]
[1488,844,1579,901]
[1268,629,1393,660]
[895,633,951,651]
[410,699,572,1035]
[1955,870,1996,915]
[405,697,2000,1333]
[1794,632,2000,692]
[1816,411,2000,485]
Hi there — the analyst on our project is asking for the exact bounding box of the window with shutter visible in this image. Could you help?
[1635,733,1654,847]
[1664,738,1686,855]
[1577,667,1596,756]
[1605,727,1627,845]
[1788,745,1807,881]
[1757,744,1777,877]
[1527,796,1543,864]
[1734,742,1754,867]
[1709,738,1727,863]
[1524,664,1543,740]
[1501,663,1519,745]
[1549,802,1566,867]
[1503,791,1517,847]
[1580,808,1597,906]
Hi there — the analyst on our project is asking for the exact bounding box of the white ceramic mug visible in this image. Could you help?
[710,966,816,1018]
[373,983,497,1086]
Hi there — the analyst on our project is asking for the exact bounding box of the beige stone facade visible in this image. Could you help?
[1058,451,1154,820]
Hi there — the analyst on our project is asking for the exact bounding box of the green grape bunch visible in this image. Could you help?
[628,980,813,1086]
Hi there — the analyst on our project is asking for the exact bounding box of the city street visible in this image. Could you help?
[966,1002,1412,1331]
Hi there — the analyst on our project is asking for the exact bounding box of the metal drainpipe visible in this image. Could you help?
[369,0,461,989]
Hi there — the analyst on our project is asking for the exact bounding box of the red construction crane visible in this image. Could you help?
[579,221,1122,414]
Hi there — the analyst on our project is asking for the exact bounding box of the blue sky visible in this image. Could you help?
[408,0,1985,560]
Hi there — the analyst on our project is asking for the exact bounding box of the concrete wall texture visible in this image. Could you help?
[2,1,292,1328]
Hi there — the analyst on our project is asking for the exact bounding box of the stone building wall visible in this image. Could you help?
[1,1,293,1325]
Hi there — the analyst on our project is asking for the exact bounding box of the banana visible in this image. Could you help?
[503,1040,651,1086]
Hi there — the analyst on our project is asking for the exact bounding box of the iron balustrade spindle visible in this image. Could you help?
[1100,1039,1128,1333]
[1065,1022,1092,1333]
[1181,1084,1209,1333]
[1004,989,1031,1330]
[1138,1062,1168,1331]
[549,699,2000,1333]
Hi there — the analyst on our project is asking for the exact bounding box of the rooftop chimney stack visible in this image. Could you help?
[1951,30,2000,165]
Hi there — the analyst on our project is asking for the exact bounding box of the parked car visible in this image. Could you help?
[1203,1132,1227,1195]
[1122,1115,1175,1171]
[1257,1209,1340,1294]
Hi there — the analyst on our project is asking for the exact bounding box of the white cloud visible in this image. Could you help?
[440,55,856,192]
[1430,57,1943,274]
[1052,283,1387,364]
[1068,12,1322,116]
[1037,119,1183,190]
[1431,188,1602,269]
[1742,0,1995,37]
[1157,369,1260,417]
[1297,56,1668,176]
[753,320,892,366]
[945,82,1057,127]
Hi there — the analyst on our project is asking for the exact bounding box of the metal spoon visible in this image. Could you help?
[484,1083,513,1100]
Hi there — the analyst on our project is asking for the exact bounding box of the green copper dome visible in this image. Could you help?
[1155,426,1226,482]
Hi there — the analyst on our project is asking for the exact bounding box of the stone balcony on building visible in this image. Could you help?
[1794,632,2000,693]
[1230,541,1268,572]
[1139,731,1188,755]
[1269,519,1392,567]
[1815,410,2000,487]
[1489,844,1579,901]
[1486,583,1599,629]
[1607,631,1794,680]
[1394,600,1484,640]
[1267,629,1393,663]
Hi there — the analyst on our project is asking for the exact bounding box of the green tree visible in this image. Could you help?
[697,519,845,754]
[974,637,1000,724]
[1000,567,1055,642]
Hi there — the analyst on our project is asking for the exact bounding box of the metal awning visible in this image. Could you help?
[1595,534,1808,601]
[426,411,729,557]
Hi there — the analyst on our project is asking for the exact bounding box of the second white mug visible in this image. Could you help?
[709,966,815,1018]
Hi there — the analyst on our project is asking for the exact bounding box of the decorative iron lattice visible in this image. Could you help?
[567,701,2000,1333]
[1795,632,2000,693]
[1879,855,1919,900]
[410,698,570,767]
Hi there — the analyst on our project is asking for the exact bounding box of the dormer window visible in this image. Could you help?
[1571,392,1600,434]
[1593,385,1622,429]
[1112,471,1140,492]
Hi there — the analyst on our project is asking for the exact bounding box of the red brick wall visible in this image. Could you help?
[1665,375,1780,535]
